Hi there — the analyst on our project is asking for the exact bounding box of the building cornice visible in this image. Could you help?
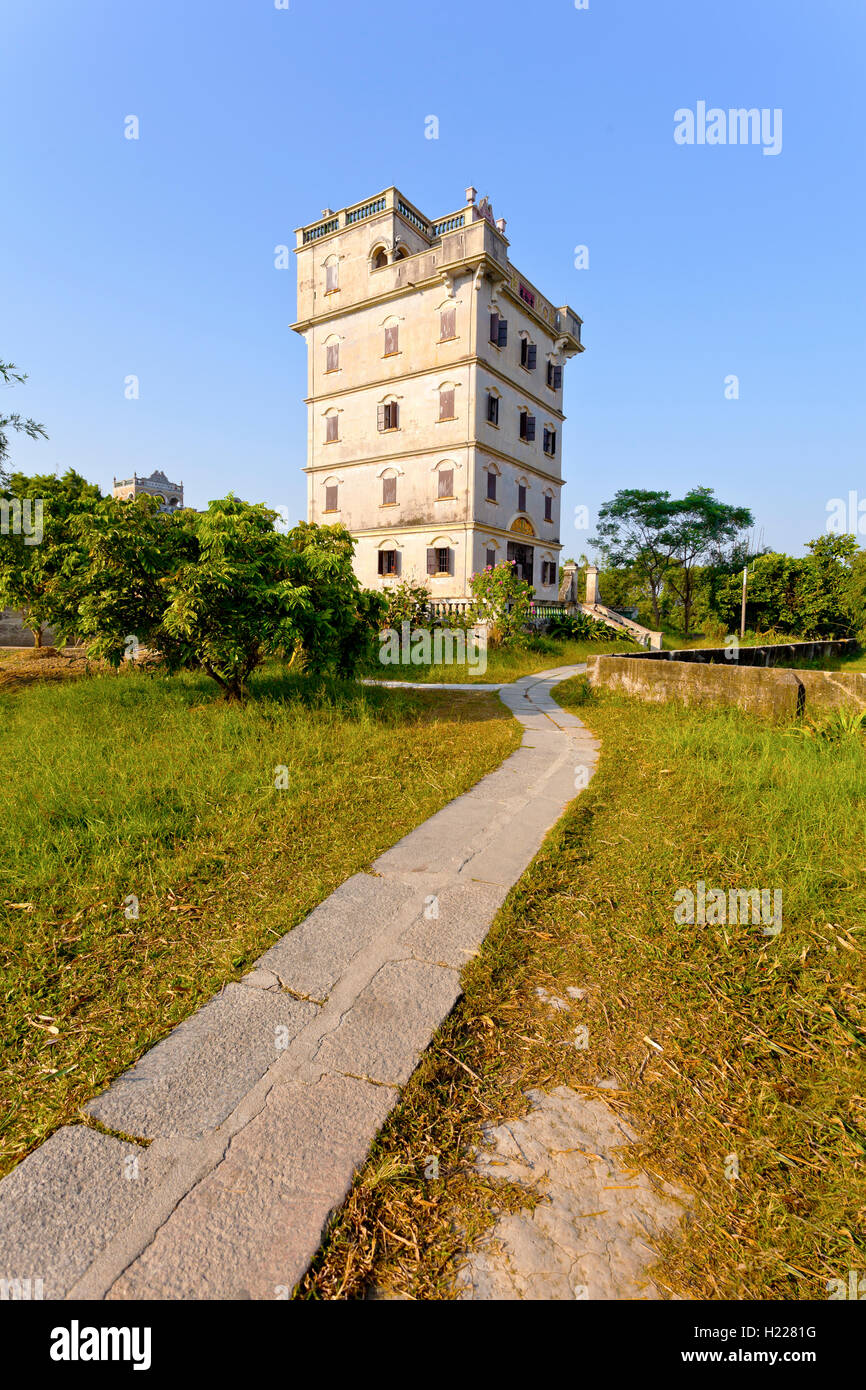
[303,442,563,487]
[304,356,566,421]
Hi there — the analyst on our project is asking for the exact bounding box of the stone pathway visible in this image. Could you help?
[0,665,599,1300]
[454,1086,688,1301]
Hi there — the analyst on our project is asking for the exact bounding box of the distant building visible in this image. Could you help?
[292,185,584,598]
[112,470,183,511]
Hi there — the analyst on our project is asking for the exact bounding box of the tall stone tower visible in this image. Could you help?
[292,186,583,598]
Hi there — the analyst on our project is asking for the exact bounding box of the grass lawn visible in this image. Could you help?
[300,682,865,1301]
[0,664,519,1178]
[363,635,639,684]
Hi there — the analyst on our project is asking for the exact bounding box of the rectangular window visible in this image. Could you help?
[541,560,556,585]
[439,388,455,421]
[325,484,338,512]
[485,547,496,569]
[520,339,537,370]
[486,471,497,501]
[543,427,556,457]
[519,412,536,443]
[382,475,397,505]
[325,414,338,442]
[547,362,563,391]
[438,468,454,498]
[440,307,456,340]
[377,402,399,431]
[486,393,499,425]
[427,546,453,576]
[377,549,397,576]
[518,483,527,512]
[489,313,507,347]
[325,262,338,293]
[384,325,399,356]
[544,494,553,521]
[325,343,339,373]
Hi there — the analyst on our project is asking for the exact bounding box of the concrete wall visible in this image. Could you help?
[587,654,866,720]
[612,639,857,666]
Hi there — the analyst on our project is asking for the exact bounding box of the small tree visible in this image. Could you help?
[590,489,677,627]
[662,487,753,635]
[70,498,383,698]
[0,469,102,645]
[469,560,533,647]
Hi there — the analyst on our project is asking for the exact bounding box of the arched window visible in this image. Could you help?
[381,468,398,506]
[435,460,455,499]
[371,246,388,270]
[383,317,399,356]
[324,408,339,443]
[394,246,409,261]
[324,255,339,294]
[377,397,399,432]
[438,383,456,421]
[324,336,340,373]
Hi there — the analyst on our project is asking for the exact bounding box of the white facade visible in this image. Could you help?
[292,187,583,599]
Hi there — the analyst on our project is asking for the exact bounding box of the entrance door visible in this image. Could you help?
[507,541,534,584]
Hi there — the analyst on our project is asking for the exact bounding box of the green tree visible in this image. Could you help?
[0,362,48,484]
[0,469,102,645]
[662,487,753,635]
[70,497,383,698]
[590,489,677,627]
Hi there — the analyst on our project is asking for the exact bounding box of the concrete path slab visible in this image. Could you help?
[0,665,596,1300]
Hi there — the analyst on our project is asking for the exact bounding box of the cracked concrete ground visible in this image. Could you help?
[454,1086,689,1301]
[0,665,599,1300]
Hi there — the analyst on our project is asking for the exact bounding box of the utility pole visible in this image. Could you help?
[739,564,748,639]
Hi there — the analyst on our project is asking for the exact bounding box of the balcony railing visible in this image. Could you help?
[346,197,386,225]
[431,213,465,237]
[302,217,339,244]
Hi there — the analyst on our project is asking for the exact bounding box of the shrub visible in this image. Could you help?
[469,561,534,648]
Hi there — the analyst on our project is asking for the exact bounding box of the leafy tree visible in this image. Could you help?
[70,498,383,698]
[0,362,48,484]
[590,489,677,627]
[712,534,864,639]
[0,469,102,645]
[662,487,754,635]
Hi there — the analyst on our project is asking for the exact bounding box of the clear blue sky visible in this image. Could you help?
[2,0,864,555]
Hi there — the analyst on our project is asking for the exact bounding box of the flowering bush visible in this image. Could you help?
[380,577,431,629]
[469,560,533,647]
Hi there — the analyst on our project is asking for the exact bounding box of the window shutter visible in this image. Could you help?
[547,361,553,388]
[489,312,499,344]
[498,318,508,347]
[377,404,386,432]
[486,547,496,569]
[525,415,536,442]
[487,471,496,500]
[427,548,437,576]
[545,495,552,521]
[326,343,339,372]
[447,548,454,575]
[520,338,528,367]
[438,468,453,497]
[439,388,454,420]
[326,414,338,442]
[391,402,399,429]
[549,429,556,456]
[554,365,563,391]
[527,344,537,370]
[326,262,337,292]
[384,325,398,356]
[518,484,527,512]
[441,308,455,340]
[377,551,385,575]
[325,484,338,511]
[383,475,397,505]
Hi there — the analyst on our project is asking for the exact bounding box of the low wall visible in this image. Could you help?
[607,639,857,667]
[586,655,866,720]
